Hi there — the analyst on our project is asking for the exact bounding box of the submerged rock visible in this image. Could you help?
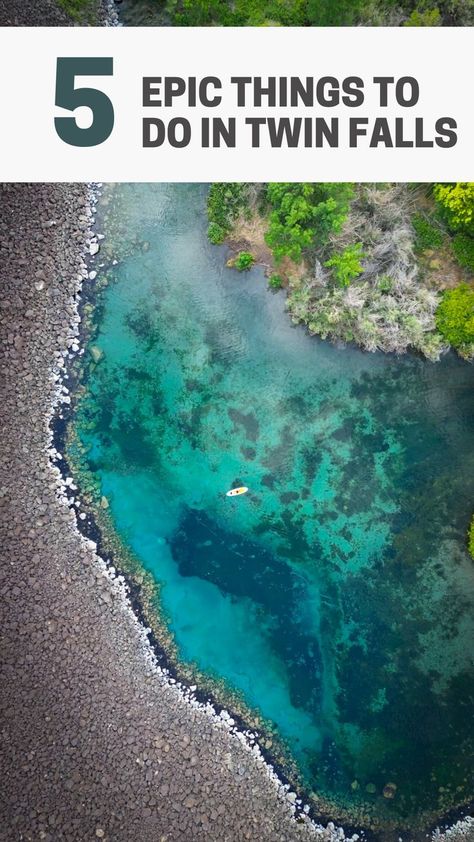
[383,782,397,799]
[90,345,104,364]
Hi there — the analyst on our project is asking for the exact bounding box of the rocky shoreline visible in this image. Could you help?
[0,0,119,25]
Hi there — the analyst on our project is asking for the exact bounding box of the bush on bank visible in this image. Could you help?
[435,284,474,358]
[452,234,474,273]
[207,184,250,244]
[235,252,255,271]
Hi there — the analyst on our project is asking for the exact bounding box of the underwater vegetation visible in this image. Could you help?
[71,183,474,834]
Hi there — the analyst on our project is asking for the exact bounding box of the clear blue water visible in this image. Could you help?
[72,183,474,831]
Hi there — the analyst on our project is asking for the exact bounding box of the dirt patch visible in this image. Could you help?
[226,213,307,283]
[227,213,273,270]
[419,245,472,291]
[411,191,474,291]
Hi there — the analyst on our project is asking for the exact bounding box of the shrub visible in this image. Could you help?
[265,183,354,263]
[268,274,284,289]
[452,234,474,273]
[469,515,474,559]
[325,243,365,287]
[378,275,393,293]
[433,183,474,234]
[235,251,254,271]
[307,0,365,24]
[404,7,441,25]
[435,283,474,352]
[208,222,227,245]
[207,183,249,243]
[170,0,334,25]
[411,213,444,252]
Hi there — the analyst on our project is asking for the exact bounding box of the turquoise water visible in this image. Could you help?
[73,183,474,831]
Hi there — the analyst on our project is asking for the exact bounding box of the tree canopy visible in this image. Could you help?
[265,183,354,263]
[433,183,474,234]
[435,283,474,353]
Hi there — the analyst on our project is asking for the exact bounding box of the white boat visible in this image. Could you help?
[226,486,249,497]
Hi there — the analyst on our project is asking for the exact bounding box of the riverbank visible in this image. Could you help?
[216,183,474,361]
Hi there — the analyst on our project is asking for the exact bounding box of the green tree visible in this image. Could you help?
[452,234,474,273]
[265,183,353,263]
[207,183,249,244]
[411,213,444,252]
[435,283,474,353]
[306,0,364,24]
[404,7,441,25]
[325,243,365,287]
[433,183,474,234]
[171,0,235,25]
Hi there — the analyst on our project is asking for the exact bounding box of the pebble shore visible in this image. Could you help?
[0,0,118,24]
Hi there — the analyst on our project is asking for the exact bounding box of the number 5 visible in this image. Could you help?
[55,57,114,147]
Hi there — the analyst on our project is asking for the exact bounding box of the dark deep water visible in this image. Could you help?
[72,183,474,832]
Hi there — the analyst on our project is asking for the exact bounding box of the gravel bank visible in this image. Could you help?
[0,182,338,842]
[0,0,70,24]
